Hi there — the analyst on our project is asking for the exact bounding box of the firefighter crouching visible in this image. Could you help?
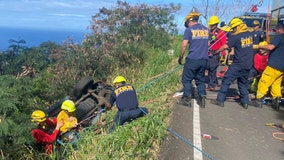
[56,100,78,143]
[31,110,63,155]
[103,76,148,132]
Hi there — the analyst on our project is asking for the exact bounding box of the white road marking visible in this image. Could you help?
[193,99,203,160]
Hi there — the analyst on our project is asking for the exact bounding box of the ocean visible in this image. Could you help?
[0,27,89,52]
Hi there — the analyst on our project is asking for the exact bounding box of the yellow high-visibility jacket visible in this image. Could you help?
[57,110,77,133]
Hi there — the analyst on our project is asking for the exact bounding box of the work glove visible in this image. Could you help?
[178,56,183,65]
[253,44,259,49]
[55,120,64,130]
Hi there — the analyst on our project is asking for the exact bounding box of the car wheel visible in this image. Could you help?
[74,76,94,100]
[76,98,99,122]
[46,96,70,117]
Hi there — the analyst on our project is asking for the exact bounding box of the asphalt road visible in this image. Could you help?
[159,80,284,160]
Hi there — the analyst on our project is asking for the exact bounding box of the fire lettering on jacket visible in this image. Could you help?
[115,85,134,96]
[191,30,209,39]
[241,37,253,48]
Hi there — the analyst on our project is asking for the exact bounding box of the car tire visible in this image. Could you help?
[46,96,70,117]
[74,76,94,100]
[76,98,99,122]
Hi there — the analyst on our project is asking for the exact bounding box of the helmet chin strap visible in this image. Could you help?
[184,20,189,28]
[210,25,217,32]
[38,122,47,130]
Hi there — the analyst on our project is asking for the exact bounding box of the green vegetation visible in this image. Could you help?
[0,1,184,159]
[69,47,182,159]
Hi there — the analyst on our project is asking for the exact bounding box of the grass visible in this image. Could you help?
[58,39,185,159]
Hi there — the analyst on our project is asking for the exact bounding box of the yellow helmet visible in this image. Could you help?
[253,20,260,26]
[259,41,268,46]
[229,18,244,28]
[221,25,231,32]
[185,11,201,21]
[208,16,220,25]
[185,8,201,22]
[113,76,127,85]
[31,110,46,122]
[61,100,76,112]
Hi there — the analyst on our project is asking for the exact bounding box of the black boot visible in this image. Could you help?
[239,102,248,109]
[197,95,206,108]
[249,98,263,108]
[271,97,281,110]
[179,96,191,107]
[210,99,224,107]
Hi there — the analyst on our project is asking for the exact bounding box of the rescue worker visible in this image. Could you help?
[105,76,148,132]
[57,100,78,134]
[206,15,227,91]
[220,21,226,28]
[252,20,264,54]
[210,18,254,109]
[220,25,233,66]
[254,23,284,110]
[31,110,63,155]
[178,9,209,108]
[248,41,269,92]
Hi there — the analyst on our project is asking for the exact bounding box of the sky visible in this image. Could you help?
[0,0,273,51]
[0,0,189,32]
[0,0,272,32]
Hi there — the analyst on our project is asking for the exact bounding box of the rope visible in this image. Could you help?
[127,65,215,159]
[52,3,269,157]
[265,123,284,141]
[272,132,284,141]
[55,65,182,153]
[113,3,271,158]
[56,130,80,146]
[56,109,105,146]
[136,65,182,92]
[139,108,215,160]
[55,5,265,153]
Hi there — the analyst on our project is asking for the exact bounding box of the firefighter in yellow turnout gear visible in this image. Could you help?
[254,23,284,110]
[57,100,78,134]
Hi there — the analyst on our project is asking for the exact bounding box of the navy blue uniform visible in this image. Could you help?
[216,31,253,104]
[109,84,147,132]
[182,23,209,98]
[252,30,264,54]
[267,34,284,71]
[207,28,227,88]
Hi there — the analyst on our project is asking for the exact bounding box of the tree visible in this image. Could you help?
[0,76,38,159]
[7,39,27,55]
[192,0,256,24]
[42,1,180,97]
[0,2,182,158]
[84,1,179,69]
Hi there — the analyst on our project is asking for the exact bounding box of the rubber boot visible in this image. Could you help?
[239,102,248,109]
[179,96,191,107]
[210,99,224,107]
[271,97,281,111]
[197,95,206,108]
[254,98,263,108]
